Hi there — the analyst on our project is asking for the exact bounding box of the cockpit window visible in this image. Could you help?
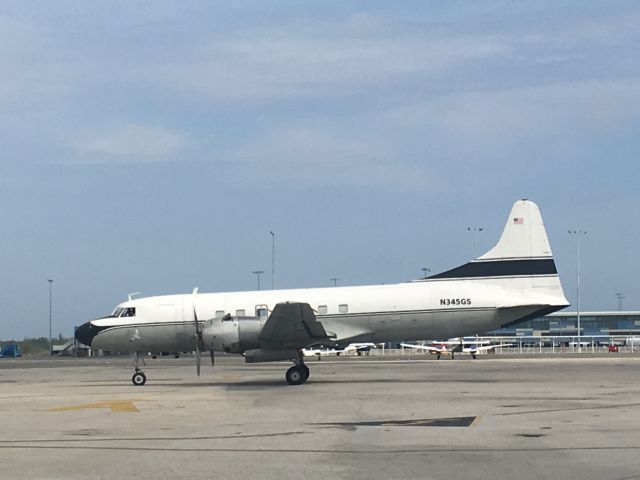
[111,306,136,317]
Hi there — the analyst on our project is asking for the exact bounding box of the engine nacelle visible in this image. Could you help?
[202,316,263,354]
[243,348,298,363]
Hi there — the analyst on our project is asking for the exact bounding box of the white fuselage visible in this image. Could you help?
[86,275,564,354]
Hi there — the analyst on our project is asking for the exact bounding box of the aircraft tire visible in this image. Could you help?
[301,364,310,381]
[285,366,307,385]
[132,371,147,386]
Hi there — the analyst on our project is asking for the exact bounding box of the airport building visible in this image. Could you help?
[490,311,640,338]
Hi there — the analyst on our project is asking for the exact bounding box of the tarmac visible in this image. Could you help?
[1,355,640,480]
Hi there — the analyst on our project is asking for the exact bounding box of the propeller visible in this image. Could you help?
[192,287,205,376]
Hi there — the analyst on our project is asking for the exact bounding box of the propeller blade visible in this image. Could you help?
[210,349,215,367]
[196,347,201,376]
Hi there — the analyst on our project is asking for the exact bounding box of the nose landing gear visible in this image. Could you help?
[130,352,147,386]
[132,369,147,386]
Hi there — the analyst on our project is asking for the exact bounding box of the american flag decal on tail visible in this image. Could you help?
[513,217,524,224]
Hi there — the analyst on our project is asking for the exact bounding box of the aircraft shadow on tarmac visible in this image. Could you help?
[81,377,498,389]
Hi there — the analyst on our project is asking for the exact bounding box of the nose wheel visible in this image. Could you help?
[129,352,147,386]
[132,370,147,386]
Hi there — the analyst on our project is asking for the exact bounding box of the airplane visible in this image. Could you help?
[75,199,569,386]
[337,342,377,356]
[400,339,514,359]
[303,342,377,358]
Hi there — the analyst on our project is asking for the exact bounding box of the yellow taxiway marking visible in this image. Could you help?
[49,399,146,413]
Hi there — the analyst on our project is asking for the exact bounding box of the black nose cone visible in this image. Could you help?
[75,322,97,346]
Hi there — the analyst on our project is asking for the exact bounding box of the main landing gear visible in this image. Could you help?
[131,352,147,386]
[285,350,310,385]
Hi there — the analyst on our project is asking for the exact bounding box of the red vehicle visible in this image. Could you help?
[608,344,619,353]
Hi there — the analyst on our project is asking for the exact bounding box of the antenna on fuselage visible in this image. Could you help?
[128,292,141,302]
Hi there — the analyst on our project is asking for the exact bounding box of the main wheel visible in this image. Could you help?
[300,364,310,381]
[132,371,147,386]
[285,366,307,385]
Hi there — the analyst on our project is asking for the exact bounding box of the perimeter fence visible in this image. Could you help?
[362,336,640,356]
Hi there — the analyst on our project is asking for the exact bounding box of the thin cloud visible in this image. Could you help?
[71,123,190,163]
[218,126,427,189]
[136,11,640,103]
[143,18,511,101]
[382,79,640,150]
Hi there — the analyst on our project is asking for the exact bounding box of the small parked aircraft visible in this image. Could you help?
[303,342,377,358]
[401,339,513,359]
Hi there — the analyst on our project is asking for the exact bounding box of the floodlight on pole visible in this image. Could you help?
[568,229,587,352]
[467,226,484,258]
[421,267,430,278]
[616,293,625,311]
[48,279,54,356]
[253,270,264,291]
[270,231,275,290]
[330,277,339,287]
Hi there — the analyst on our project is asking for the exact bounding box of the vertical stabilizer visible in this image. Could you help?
[429,199,561,281]
[478,199,552,260]
[427,199,568,311]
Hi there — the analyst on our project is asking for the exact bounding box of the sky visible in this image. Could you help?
[1,1,639,339]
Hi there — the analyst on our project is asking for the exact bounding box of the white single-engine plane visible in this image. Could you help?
[401,339,514,359]
[76,200,569,385]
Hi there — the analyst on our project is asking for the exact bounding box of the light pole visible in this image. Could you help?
[330,277,339,287]
[48,279,53,356]
[568,230,587,352]
[467,226,484,258]
[616,293,625,311]
[270,231,275,290]
[421,267,430,278]
[253,270,264,291]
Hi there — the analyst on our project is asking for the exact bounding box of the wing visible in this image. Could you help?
[466,344,514,353]
[303,348,339,356]
[400,343,443,352]
[259,302,330,349]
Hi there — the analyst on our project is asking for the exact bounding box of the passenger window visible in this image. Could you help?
[215,310,225,318]
[236,309,246,317]
[318,305,327,314]
[338,304,348,314]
